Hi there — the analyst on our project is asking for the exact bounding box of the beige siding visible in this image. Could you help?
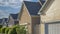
[41,0,60,23]
[19,4,32,34]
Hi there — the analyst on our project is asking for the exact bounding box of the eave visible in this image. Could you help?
[38,0,54,15]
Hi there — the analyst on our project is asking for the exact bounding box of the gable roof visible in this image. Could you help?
[0,19,3,23]
[38,0,54,14]
[24,1,42,16]
[10,14,18,19]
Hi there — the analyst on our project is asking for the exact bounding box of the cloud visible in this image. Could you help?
[0,10,9,18]
[20,0,32,2]
[0,0,20,8]
[0,0,32,8]
[0,0,32,18]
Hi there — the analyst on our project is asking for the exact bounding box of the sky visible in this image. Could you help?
[0,0,38,18]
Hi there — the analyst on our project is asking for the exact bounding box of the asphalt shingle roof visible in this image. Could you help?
[10,14,18,19]
[24,1,42,15]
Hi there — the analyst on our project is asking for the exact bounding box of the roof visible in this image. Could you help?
[0,19,3,23]
[10,14,18,19]
[40,0,45,5]
[38,0,53,14]
[3,18,8,22]
[24,1,42,16]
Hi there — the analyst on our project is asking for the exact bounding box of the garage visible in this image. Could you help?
[45,22,60,34]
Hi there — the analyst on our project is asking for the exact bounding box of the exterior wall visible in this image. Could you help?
[41,0,60,23]
[33,24,40,34]
[40,0,60,34]
[31,16,40,34]
[8,16,14,27]
[32,16,40,24]
[19,4,32,34]
[19,4,31,24]
[40,24,45,34]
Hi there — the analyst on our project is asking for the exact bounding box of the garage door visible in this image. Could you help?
[45,23,60,34]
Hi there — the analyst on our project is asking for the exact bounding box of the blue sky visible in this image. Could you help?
[0,0,38,18]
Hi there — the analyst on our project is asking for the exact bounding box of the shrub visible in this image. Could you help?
[16,27,20,34]
[5,27,10,34]
[8,25,26,34]
[8,26,17,34]
[16,25,26,34]
[1,27,6,34]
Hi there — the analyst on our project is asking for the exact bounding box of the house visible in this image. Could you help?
[0,19,3,25]
[18,1,46,34]
[2,18,8,27]
[8,14,19,27]
[0,18,8,27]
[38,0,60,34]
[39,0,46,5]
